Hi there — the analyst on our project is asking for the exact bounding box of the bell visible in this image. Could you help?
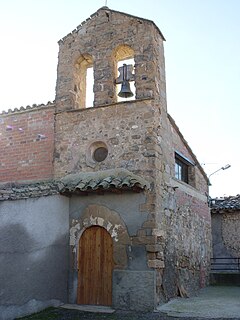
[118,79,134,98]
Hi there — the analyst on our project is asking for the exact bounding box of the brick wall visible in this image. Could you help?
[0,104,55,182]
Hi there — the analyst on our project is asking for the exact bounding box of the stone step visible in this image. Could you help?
[60,304,115,313]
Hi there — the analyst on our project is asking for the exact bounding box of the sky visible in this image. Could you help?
[0,0,239,198]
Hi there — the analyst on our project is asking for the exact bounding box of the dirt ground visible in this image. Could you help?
[17,307,240,320]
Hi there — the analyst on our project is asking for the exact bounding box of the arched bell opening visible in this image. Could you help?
[113,45,136,102]
[74,54,94,109]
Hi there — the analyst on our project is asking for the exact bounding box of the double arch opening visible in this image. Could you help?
[74,45,135,109]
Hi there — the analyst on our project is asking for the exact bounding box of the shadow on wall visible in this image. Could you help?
[0,223,68,318]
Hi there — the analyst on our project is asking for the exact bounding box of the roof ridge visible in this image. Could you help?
[211,194,240,211]
[0,101,55,116]
[58,7,165,45]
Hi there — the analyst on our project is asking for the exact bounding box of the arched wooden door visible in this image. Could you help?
[77,226,113,306]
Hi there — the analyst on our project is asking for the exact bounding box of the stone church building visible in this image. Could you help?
[0,7,211,320]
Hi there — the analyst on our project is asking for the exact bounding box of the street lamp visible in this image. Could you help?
[208,164,231,185]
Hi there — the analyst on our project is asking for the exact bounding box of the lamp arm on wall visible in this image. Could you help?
[208,164,231,185]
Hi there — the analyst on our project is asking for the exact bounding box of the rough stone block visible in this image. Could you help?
[152,229,165,237]
[113,270,156,311]
[132,235,157,246]
[146,244,162,252]
[148,259,165,269]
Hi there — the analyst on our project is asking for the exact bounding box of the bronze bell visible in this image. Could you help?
[116,63,134,98]
[118,79,134,98]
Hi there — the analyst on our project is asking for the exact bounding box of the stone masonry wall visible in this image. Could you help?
[222,212,240,256]
[0,104,55,182]
[162,187,211,299]
[212,211,240,259]
[54,99,159,181]
[150,111,211,302]
[54,98,166,307]
[162,117,210,299]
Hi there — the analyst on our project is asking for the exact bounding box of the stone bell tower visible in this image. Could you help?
[54,6,170,178]
[53,6,211,311]
[55,6,166,112]
[53,7,172,311]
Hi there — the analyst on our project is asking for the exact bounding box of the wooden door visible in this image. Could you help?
[77,226,113,306]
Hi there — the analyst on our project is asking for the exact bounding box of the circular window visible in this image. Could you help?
[86,141,109,165]
[93,146,108,162]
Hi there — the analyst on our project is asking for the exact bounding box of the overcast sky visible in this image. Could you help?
[0,0,239,198]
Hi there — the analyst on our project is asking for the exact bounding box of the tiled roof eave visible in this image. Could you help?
[59,169,150,195]
[59,185,144,196]
[0,169,150,201]
[210,194,240,212]
[211,208,240,214]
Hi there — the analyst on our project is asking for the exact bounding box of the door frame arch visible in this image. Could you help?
[69,204,131,304]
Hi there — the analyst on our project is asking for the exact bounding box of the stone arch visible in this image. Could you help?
[113,44,135,63]
[73,53,94,108]
[70,204,130,269]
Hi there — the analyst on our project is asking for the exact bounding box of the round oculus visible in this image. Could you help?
[93,146,108,162]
